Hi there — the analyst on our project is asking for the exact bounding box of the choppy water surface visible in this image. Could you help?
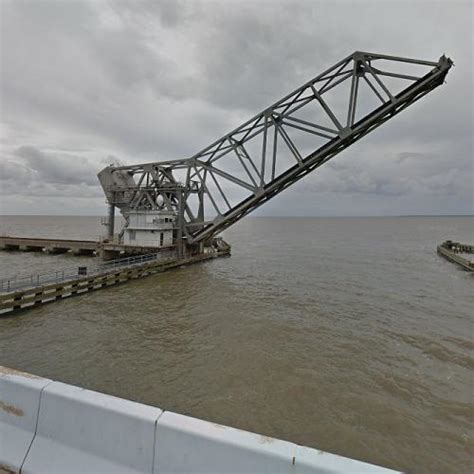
[0,215,472,473]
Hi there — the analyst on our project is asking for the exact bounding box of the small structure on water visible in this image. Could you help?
[437,240,474,272]
[123,210,175,248]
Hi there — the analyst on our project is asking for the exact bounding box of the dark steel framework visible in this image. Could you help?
[99,51,452,245]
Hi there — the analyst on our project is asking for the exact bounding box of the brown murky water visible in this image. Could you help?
[0,215,473,473]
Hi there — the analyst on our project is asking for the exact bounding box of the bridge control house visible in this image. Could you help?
[123,210,175,248]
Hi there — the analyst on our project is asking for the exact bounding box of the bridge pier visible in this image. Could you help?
[107,203,115,239]
[45,247,69,255]
[71,248,95,256]
[24,245,44,252]
[3,244,20,251]
[99,248,120,261]
[19,245,34,252]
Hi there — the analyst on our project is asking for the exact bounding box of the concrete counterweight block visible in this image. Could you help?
[0,368,52,473]
[21,382,162,474]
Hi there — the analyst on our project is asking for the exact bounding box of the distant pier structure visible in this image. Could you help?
[437,240,474,272]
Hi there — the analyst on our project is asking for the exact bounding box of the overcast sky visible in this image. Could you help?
[0,0,472,216]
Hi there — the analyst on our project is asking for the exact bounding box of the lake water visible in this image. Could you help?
[0,215,472,473]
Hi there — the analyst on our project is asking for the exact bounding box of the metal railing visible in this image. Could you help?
[0,252,174,293]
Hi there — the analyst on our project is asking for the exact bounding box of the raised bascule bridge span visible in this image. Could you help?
[1,51,454,314]
[98,51,453,254]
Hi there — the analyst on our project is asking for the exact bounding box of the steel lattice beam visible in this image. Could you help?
[98,51,453,244]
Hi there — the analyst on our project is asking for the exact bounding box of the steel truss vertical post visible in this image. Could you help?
[176,188,185,259]
[107,202,115,240]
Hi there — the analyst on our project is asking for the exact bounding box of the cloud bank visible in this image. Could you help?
[0,0,472,216]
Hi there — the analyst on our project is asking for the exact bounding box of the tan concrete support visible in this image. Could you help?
[99,248,120,261]
[4,244,20,251]
[71,248,95,256]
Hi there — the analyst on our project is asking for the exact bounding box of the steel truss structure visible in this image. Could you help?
[98,51,452,245]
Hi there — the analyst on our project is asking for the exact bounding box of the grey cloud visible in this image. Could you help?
[14,146,98,186]
[396,152,428,163]
[0,0,472,215]
[0,159,33,196]
[0,178,103,199]
[300,149,472,200]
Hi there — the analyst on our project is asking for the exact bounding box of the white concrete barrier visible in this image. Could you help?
[293,445,398,474]
[21,381,162,474]
[0,367,51,473]
[153,412,399,474]
[0,366,401,473]
[154,411,296,473]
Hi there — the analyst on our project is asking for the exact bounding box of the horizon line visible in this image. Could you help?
[1,213,473,218]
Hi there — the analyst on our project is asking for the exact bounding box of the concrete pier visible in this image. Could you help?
[0,236,98,255]
[0,366,400,473]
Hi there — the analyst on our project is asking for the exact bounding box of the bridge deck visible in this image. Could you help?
[0,236,99,254]
[0,235,178,259]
